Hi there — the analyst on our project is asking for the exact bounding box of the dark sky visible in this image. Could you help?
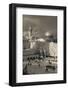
[23,15,57,39]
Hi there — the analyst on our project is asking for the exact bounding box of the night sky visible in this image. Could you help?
[23,15,57,39]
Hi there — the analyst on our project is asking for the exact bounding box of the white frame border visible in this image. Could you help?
[16,7,64,83]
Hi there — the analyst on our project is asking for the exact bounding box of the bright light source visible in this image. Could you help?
[45,32,50,36]
[36,38,45,42]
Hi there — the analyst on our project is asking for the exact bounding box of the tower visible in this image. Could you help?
[28,26,32,49]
